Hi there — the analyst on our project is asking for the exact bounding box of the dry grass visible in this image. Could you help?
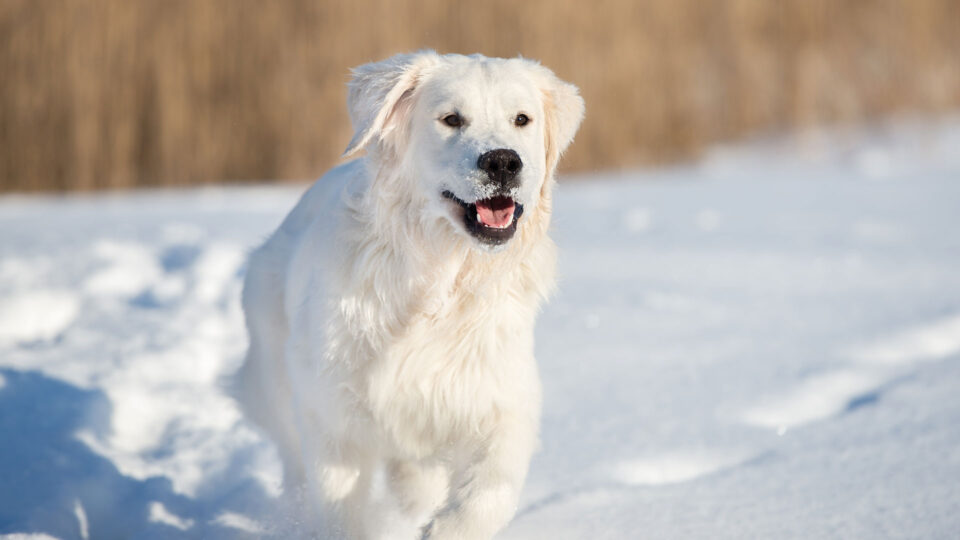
[2,0,959,192]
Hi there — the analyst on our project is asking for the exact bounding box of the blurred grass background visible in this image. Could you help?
[1,0,959,192]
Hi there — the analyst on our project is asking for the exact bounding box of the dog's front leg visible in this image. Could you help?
[304,434,378,539]
[424,417,536,540]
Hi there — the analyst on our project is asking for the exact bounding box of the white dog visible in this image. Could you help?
[237,51,584,539]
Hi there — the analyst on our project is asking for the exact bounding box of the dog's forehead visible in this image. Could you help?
[421,60,541,111]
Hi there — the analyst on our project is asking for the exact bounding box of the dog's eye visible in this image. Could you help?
[514,114,530,127]
[442,114,463,128]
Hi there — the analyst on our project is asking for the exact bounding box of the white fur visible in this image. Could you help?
[237,51,584,539]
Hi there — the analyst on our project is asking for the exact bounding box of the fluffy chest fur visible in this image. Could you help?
[364,269,544,457]
[325,198,555,457]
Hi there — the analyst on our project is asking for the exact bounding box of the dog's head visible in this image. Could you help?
[344,51,584,249]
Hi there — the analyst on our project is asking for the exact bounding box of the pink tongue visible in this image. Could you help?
[475,196,516,228]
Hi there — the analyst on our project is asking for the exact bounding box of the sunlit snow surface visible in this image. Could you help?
[2,118,959,539]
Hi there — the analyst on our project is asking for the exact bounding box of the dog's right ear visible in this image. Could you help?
[343,51,440,157]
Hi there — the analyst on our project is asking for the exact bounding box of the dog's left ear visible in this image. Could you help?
[343,51,440,157]
[523,61,586,174]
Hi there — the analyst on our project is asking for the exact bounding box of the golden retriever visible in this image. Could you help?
[238,51,584,539]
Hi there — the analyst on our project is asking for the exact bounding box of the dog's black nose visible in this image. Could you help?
[477,149,522,189]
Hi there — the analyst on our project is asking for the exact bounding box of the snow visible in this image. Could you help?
[0,290,80,346]
[1,117,959,538]
[148,502,194,531]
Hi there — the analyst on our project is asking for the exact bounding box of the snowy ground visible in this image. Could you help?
[1,118,959,539]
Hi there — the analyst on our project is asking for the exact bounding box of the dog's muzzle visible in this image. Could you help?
[477,149,522,192]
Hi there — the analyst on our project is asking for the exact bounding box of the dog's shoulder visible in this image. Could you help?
[246,158,369,328]
[279,158,368,240]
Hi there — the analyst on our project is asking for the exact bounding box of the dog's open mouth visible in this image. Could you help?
[442,191,525,245]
